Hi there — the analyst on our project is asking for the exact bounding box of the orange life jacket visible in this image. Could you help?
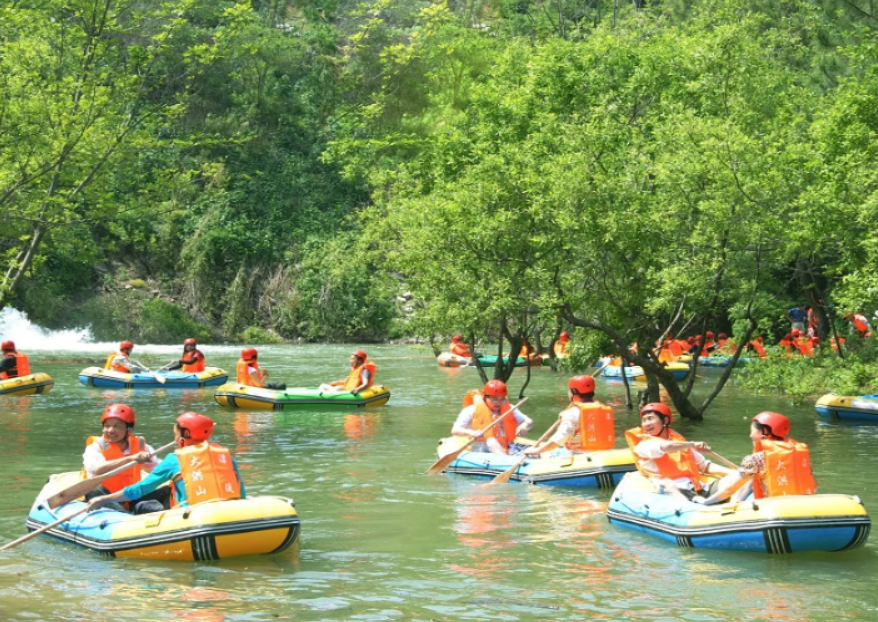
[553,340,568,356]
[668,340,686,359]
[656,341,673,364]
[624,428,702,491]
[450,343,471,358]
[701,340,716,357]
[830,335,846,353]
[181,349,205,373]
[795,337,815,356]
[519,345,534,359]
[173,441,242,507]
[717,339,737,354]
[0,351,30,379]
[779,337,794,353]
[566,401,615,451]
[236,359,264,387]
[748,340,767,358]
[83,435,146,495]
[472,402,519,452]
[753,439,817,499]
[342,361,376,391]
[462,389,482,408]
[104,352,133,373]
[853,314,870,336]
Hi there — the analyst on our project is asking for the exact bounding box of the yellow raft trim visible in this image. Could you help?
[0,372,54,396]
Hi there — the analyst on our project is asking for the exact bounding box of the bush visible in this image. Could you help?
[139,299,212,344]
[240,326,285,344]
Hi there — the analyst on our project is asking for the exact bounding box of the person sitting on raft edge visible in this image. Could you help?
[319,350,376,395]
[106,341,149,374]
[87,412,246,512]
[625,403,732,501]
[451,380,533,455]
[237,347,286,390]
[450,335,472,359]
[161,338,205,373]
[693,412,816,505]
[522,375,614,458]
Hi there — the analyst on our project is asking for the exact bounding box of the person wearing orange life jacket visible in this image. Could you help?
[81,404,167,514]
[745,336,767,358]
[553,332,570,357]
[0,340,30,379]
[449,335,472,359]
[778,332,795,354]
[625,403,731,500]
[846,312,873,338]
[452,380,533,454]
[236,347,285,390]
[667,335,686,360]
[87,412,246,513]
[523,375,614,457]
[105,341,149,374]
[716,333,737,354]
[319,350,376,395]
[701,332,717,357]
[694,412,816,505]
[830,333,847,353]
[161,338,206,373]
[685,336,699,356]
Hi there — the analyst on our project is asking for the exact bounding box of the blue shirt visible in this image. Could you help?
[122,452,246,507]
[788,307,807,322]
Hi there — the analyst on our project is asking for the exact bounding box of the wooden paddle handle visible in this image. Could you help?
[706,449,739,470]
[0,505,92,551]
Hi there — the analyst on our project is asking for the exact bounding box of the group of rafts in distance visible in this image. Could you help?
[1,332,873,559]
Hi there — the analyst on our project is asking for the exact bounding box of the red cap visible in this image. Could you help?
[352,350,367,360]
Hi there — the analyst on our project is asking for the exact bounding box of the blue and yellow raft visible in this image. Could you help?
[26,472,300,561]
[0,372,54,396]
[815,393,878,422]
[607,472,870,554]
[78,366,228,389]
[436,436,637,488]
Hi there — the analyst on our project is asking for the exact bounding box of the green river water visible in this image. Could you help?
[1,343,877,621]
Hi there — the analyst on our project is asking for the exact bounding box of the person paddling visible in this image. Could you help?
[82,404,167,514]
[522,375,614,457]
[625,403,731,500]
[87,412,246,512]
[450,335,472,359]
[0,340,30,379]
[105,341,149,373]
[161,338,205,372]
[451,380,533,454]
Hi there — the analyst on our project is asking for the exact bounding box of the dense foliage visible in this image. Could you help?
[4,0,878,409]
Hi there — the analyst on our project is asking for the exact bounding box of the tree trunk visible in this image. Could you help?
[0,225,46,311]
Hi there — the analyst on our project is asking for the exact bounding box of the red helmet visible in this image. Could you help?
[241,347,258,360]
[640,402,672,425]
[483,379,508,398]
[352,350,367,361]
[452,335,463,342]
[1,340,14,351]
[176,412,214,446]
[753,411,790,440]
[686,336,696,344]
[559,331,570,340]
[791,329,801,337]
[568,375,595,395]
[718,333,728,340]
[119,340,134,352]
[184,338,197,346]
[706,331,715,338]
[102,403,136,427]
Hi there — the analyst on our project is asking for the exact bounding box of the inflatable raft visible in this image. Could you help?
[437,352,472,368]
[697,355,751,368]
[816,393,878,422]
[78,366,228,389]
[214,383,391,410]
[25,472,300,560]
[436,436,637,487]
[607,472,870,554]
[0,372,54,396]
[602,362,690,381]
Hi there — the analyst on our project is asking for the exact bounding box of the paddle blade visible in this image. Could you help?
[425,447,466,475]
[46,477,102,509]
[154,372,167,384]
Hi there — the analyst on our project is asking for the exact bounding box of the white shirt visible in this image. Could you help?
[549,405,580,446]
[111,354,148,373]
[83,438,159,477]
[634,439,709,489]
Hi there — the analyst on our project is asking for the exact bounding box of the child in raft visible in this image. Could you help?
[693,412,816,505]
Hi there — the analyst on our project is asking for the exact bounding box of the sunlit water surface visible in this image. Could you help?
[1,336,876,621]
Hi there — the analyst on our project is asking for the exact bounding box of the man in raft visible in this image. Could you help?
[106,341,149,374]
[87,412,246,512]
[625,403,731,500]
[161,337,206,373]
[694,412,816,505]
[522,375,614,457]
[451,379,533,454]
[553,332,570,357]
[82,404,167,514]
[0,340,30,379]
[237,347,286,390]
[449,335,472,359]
[319,350,376,395]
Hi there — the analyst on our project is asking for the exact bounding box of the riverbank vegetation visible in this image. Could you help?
[4,0,878,412]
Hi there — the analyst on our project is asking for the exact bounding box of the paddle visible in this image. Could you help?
[0,505,94,552]
[706,449,739,470]
[426,397,529,475]
[133,359,166,384]
[44,441,176,509]
[481,417,562,487]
